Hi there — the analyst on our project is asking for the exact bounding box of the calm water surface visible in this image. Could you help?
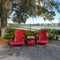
[20,26,60,30]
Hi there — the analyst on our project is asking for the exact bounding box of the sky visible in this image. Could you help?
[26,0,60,24]
[8,0,60,24]
[26,9,60,24]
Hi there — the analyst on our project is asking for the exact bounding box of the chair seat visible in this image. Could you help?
[37,39,48,44]
[10,41,24,45]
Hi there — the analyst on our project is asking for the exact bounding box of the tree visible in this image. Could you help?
[15,0,60,22]
[13,16,26,24]
[0,0,11,37]
[1,0,60,37]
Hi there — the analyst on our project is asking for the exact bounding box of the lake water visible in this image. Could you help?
[20,26,60,30]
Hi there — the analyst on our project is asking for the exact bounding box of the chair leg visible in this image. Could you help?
[22,45,24,47]
[45,43,48,46]
[10,45,13,48]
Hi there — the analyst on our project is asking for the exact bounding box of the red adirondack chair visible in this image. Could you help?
[36,29,48,44]
[9,30,25,47]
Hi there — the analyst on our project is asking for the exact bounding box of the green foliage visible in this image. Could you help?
[4,28,60,41]
[48,33,59,40]
[4,28,15,39]
[45,28,60,35]
[7,28,15,34]
[0,29,1,36]
[4,28,38,39]
[24,30,38,36]
[48,33,55,40]
[14,0,60,24]
[13,16,25,24]
[44,28,60,40]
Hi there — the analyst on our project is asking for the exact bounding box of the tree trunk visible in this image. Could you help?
[1,13,7,38]
[1,27,7,37]
[1,0,7,38]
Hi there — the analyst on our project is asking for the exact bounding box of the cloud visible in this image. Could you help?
[26,17,59,24]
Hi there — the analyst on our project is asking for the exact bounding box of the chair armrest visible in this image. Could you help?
[23,35,25,38]
[36,35,39,37]
[10,35,14,39]
[21,36,25,41]
[46,33,49,38]
[9,36,14,42]
[21,35,25,40]
[36,35,39,40]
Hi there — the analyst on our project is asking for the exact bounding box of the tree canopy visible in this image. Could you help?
[12,0,60,23]
[0,0,60,24]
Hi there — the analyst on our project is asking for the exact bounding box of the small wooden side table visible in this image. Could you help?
[26,36,35,46]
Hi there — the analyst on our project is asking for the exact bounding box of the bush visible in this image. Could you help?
[4,28,60,41]
[44,28,60,40]
[4,28,38,39]
[0,29,1,36]
[45,28,60,35]
[48,34,59,40]
[4,28,15,39]
[24,30,38,36]
[48,33,55,40]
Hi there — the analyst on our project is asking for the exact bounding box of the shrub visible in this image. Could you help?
[4,28,38,40]
[0,29,1,36]
[4,28,15,39]
[48,34,59,40]
[44,28,60,35]
[24,30,38,36]
[48,33,55,40]
[43,28,60,40]
[4,28,60,41]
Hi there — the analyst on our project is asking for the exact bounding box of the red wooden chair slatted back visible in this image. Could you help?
[14,30,20,42]
[14,30,24,41]
[19,30,24,41]
[39,30,47,39]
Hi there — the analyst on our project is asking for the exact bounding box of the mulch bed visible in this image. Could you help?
[0,37,7,45]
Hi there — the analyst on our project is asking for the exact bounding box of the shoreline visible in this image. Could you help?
[8,25,60,30]
[10,27,38,31]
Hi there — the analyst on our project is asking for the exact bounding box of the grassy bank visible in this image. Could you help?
[4,28,60,40]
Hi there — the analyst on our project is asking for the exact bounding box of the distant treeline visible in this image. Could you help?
[8,23,60,27]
